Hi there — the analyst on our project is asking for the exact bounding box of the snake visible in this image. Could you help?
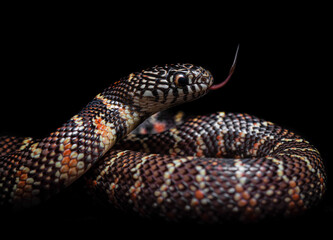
[0,60,326,223]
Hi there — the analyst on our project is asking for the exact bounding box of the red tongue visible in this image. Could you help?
[209,45,239,90]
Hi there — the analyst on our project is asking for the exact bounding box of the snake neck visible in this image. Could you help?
[58,91,144,174]
[81,93,143,146]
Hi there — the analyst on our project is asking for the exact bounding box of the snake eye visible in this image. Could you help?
[174,74,189,87]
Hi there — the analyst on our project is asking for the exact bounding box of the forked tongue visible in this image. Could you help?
[209,45,239,90]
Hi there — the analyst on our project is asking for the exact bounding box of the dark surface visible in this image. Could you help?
[0,6,332,238]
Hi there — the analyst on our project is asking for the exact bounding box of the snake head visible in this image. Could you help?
[125,63,214,116]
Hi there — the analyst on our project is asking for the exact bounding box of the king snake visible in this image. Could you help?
[0,62,326,223]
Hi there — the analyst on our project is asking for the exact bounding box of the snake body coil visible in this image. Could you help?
[0,63,326,222]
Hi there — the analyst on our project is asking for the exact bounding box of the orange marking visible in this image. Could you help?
[20,174,28,181]
[196,150,203,157]
[235,184,244,193]
[135,181,141,188]
[101,130,109,137]
[238,199,247,207]
[68,168,77,176]
[195,190,205,200]
[94,117,104,130]
[17,181,26,188]
[62,156,70,165]
[99,124,106,131]
[118,107,126,116]
[24,185,32,191]
[15,170,22,177]
[191,199,199,206]
[131,192,137,200]
[154,122,166,133]
[60,165,69,173]
[249,198,257,207]
[69,159,78,167]
[292,194,300,201]
[157,197,163,204]
[242,191,251,200]
[139,128,147,134]
[216,151,222,157]
[64,143,72,149]
[63,149,71,156]
[289,181,297,188]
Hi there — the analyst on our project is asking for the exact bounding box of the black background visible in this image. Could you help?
[0,4,332,238]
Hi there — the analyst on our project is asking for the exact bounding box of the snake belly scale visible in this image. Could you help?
[0,63,326,222]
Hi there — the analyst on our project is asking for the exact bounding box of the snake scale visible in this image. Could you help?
[0,62,326,222]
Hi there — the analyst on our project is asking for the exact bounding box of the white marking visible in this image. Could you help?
[143,90,154,97]
[188,74,193,84]
[159,79,168,84]
[186,86,191,93]
[144,75,156,79]
[157,84,168,89]
[200,83,206,89]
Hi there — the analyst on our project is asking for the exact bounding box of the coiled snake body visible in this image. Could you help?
[0,63,326,222]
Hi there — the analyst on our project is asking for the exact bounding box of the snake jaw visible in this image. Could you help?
[209,44,239,90]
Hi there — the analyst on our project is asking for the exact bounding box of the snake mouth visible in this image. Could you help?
[209,44,239,91]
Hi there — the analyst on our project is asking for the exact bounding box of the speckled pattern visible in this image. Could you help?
[87,112,326,222]
[0,64,326,222]
[0,63,213,209]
